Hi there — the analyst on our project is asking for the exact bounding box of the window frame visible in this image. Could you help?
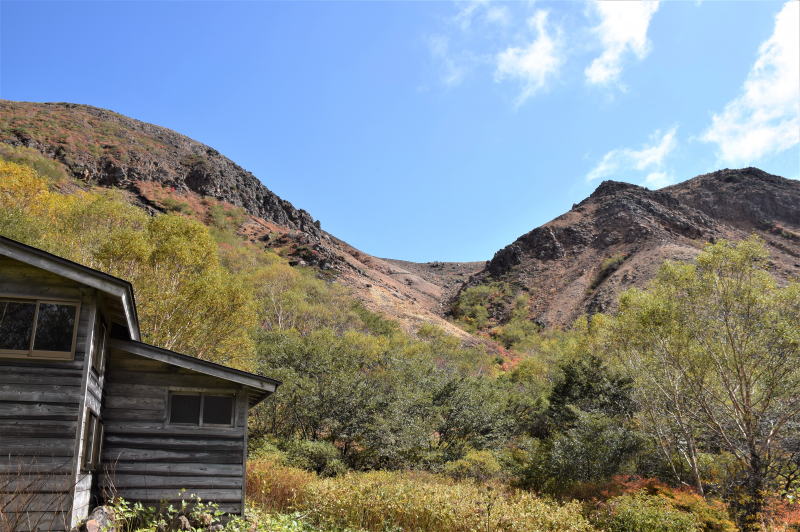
[167,391,236,427]
[81,411,103,472]
[91,317,108,374]
[0,296,81,360]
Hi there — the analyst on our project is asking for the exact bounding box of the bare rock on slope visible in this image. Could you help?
[0,100,320,236]
[463,169,800,328]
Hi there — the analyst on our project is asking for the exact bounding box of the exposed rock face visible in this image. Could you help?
[0,100,480,340]
[2,100,797,336]
[467,169,800,328]
[0,100,320,236]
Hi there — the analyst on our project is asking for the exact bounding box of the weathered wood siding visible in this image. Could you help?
[100,352,248,514]
[0,256,96,531]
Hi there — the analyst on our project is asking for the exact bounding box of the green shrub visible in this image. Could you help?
[452,282,513,332]
[0,144,70,182]
[107,493,246,531]
[283,440,346,477]
[245,509,327,531]
[444,449,504,483]
[160,196,192,214]
[249,438,287,461]
[208,203,247,232]
[593,493,701,532]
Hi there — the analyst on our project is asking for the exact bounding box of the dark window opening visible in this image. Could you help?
[0,301,36,350]
[168,392,235,426]
[169,394,202,424]
[0,298,79,358]
[204,395,235,425]
[33,303,77,352]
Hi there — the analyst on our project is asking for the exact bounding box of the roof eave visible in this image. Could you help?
[109,339,281,397]
[0,236,141,340]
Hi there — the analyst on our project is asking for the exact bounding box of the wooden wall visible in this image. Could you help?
[0,256,96,531]
[100,351,248,514]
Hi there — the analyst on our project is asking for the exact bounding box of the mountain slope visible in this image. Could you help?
[0,99,475,340]
[462,168,800,328]
[3,100,797,337]
[0,100,321,234]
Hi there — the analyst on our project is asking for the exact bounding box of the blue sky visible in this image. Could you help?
[1,1,798,262]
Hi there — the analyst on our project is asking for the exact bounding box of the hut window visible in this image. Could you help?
[81,412,103,472]
[169,394,202,424]
[204,395,235,425]
[169,393,234,426]
[91,318,108,374]
[0,298,79,359]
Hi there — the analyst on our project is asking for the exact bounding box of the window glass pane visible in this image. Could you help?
[92,421,104,467]
[0,301,36,350]
[82,414,96,471]
[203,395,234,425]
[92,320,107,373]
[33,303,77,352]
[170,394,201,424]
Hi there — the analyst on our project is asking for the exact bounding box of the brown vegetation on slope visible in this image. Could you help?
[3,99,797,337]
[464,169,800,328]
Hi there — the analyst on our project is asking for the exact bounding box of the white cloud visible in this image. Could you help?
[584,0,660,86]
[454,1,482,31]
[454,0,510,31]
[485,5,511,27]
[701,1,799,165]
[587,126,678,187]
[430,1,513,88]
[643,171,673,188]
[494,10,563,105]
[429,35,467,87]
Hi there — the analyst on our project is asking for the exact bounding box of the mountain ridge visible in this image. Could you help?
[462,167,800,328]
[2,99,797,338]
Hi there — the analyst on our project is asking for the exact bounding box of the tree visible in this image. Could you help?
[606,238,800,530]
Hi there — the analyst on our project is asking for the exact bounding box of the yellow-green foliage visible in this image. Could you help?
[452,282,512,332]
[0,144,70,183]
[0,158,256,369]
[247,459,596,532]
[443,449,504,483]
[593,493,702,532]
[248,459,316,513]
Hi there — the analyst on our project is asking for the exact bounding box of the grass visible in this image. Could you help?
[161,196,192,214]
[0,144,70,183]
[246,459,596,532]
[589,253,627,290]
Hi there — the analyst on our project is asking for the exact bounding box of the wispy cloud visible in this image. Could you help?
[701,1,799,165]
[429,1,513,88]
[584,0,660,86]
[587,126,678,187]
[429,35,467,87]
[494,10,563,106]
[454,0,511,32]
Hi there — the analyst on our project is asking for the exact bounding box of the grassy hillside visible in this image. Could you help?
[2,148,799,531]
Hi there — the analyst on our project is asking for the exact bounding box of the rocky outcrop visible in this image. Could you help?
[465,170,800,328]
[3,100,797,335]
[0,100,321,236]
[0,100,481,340]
